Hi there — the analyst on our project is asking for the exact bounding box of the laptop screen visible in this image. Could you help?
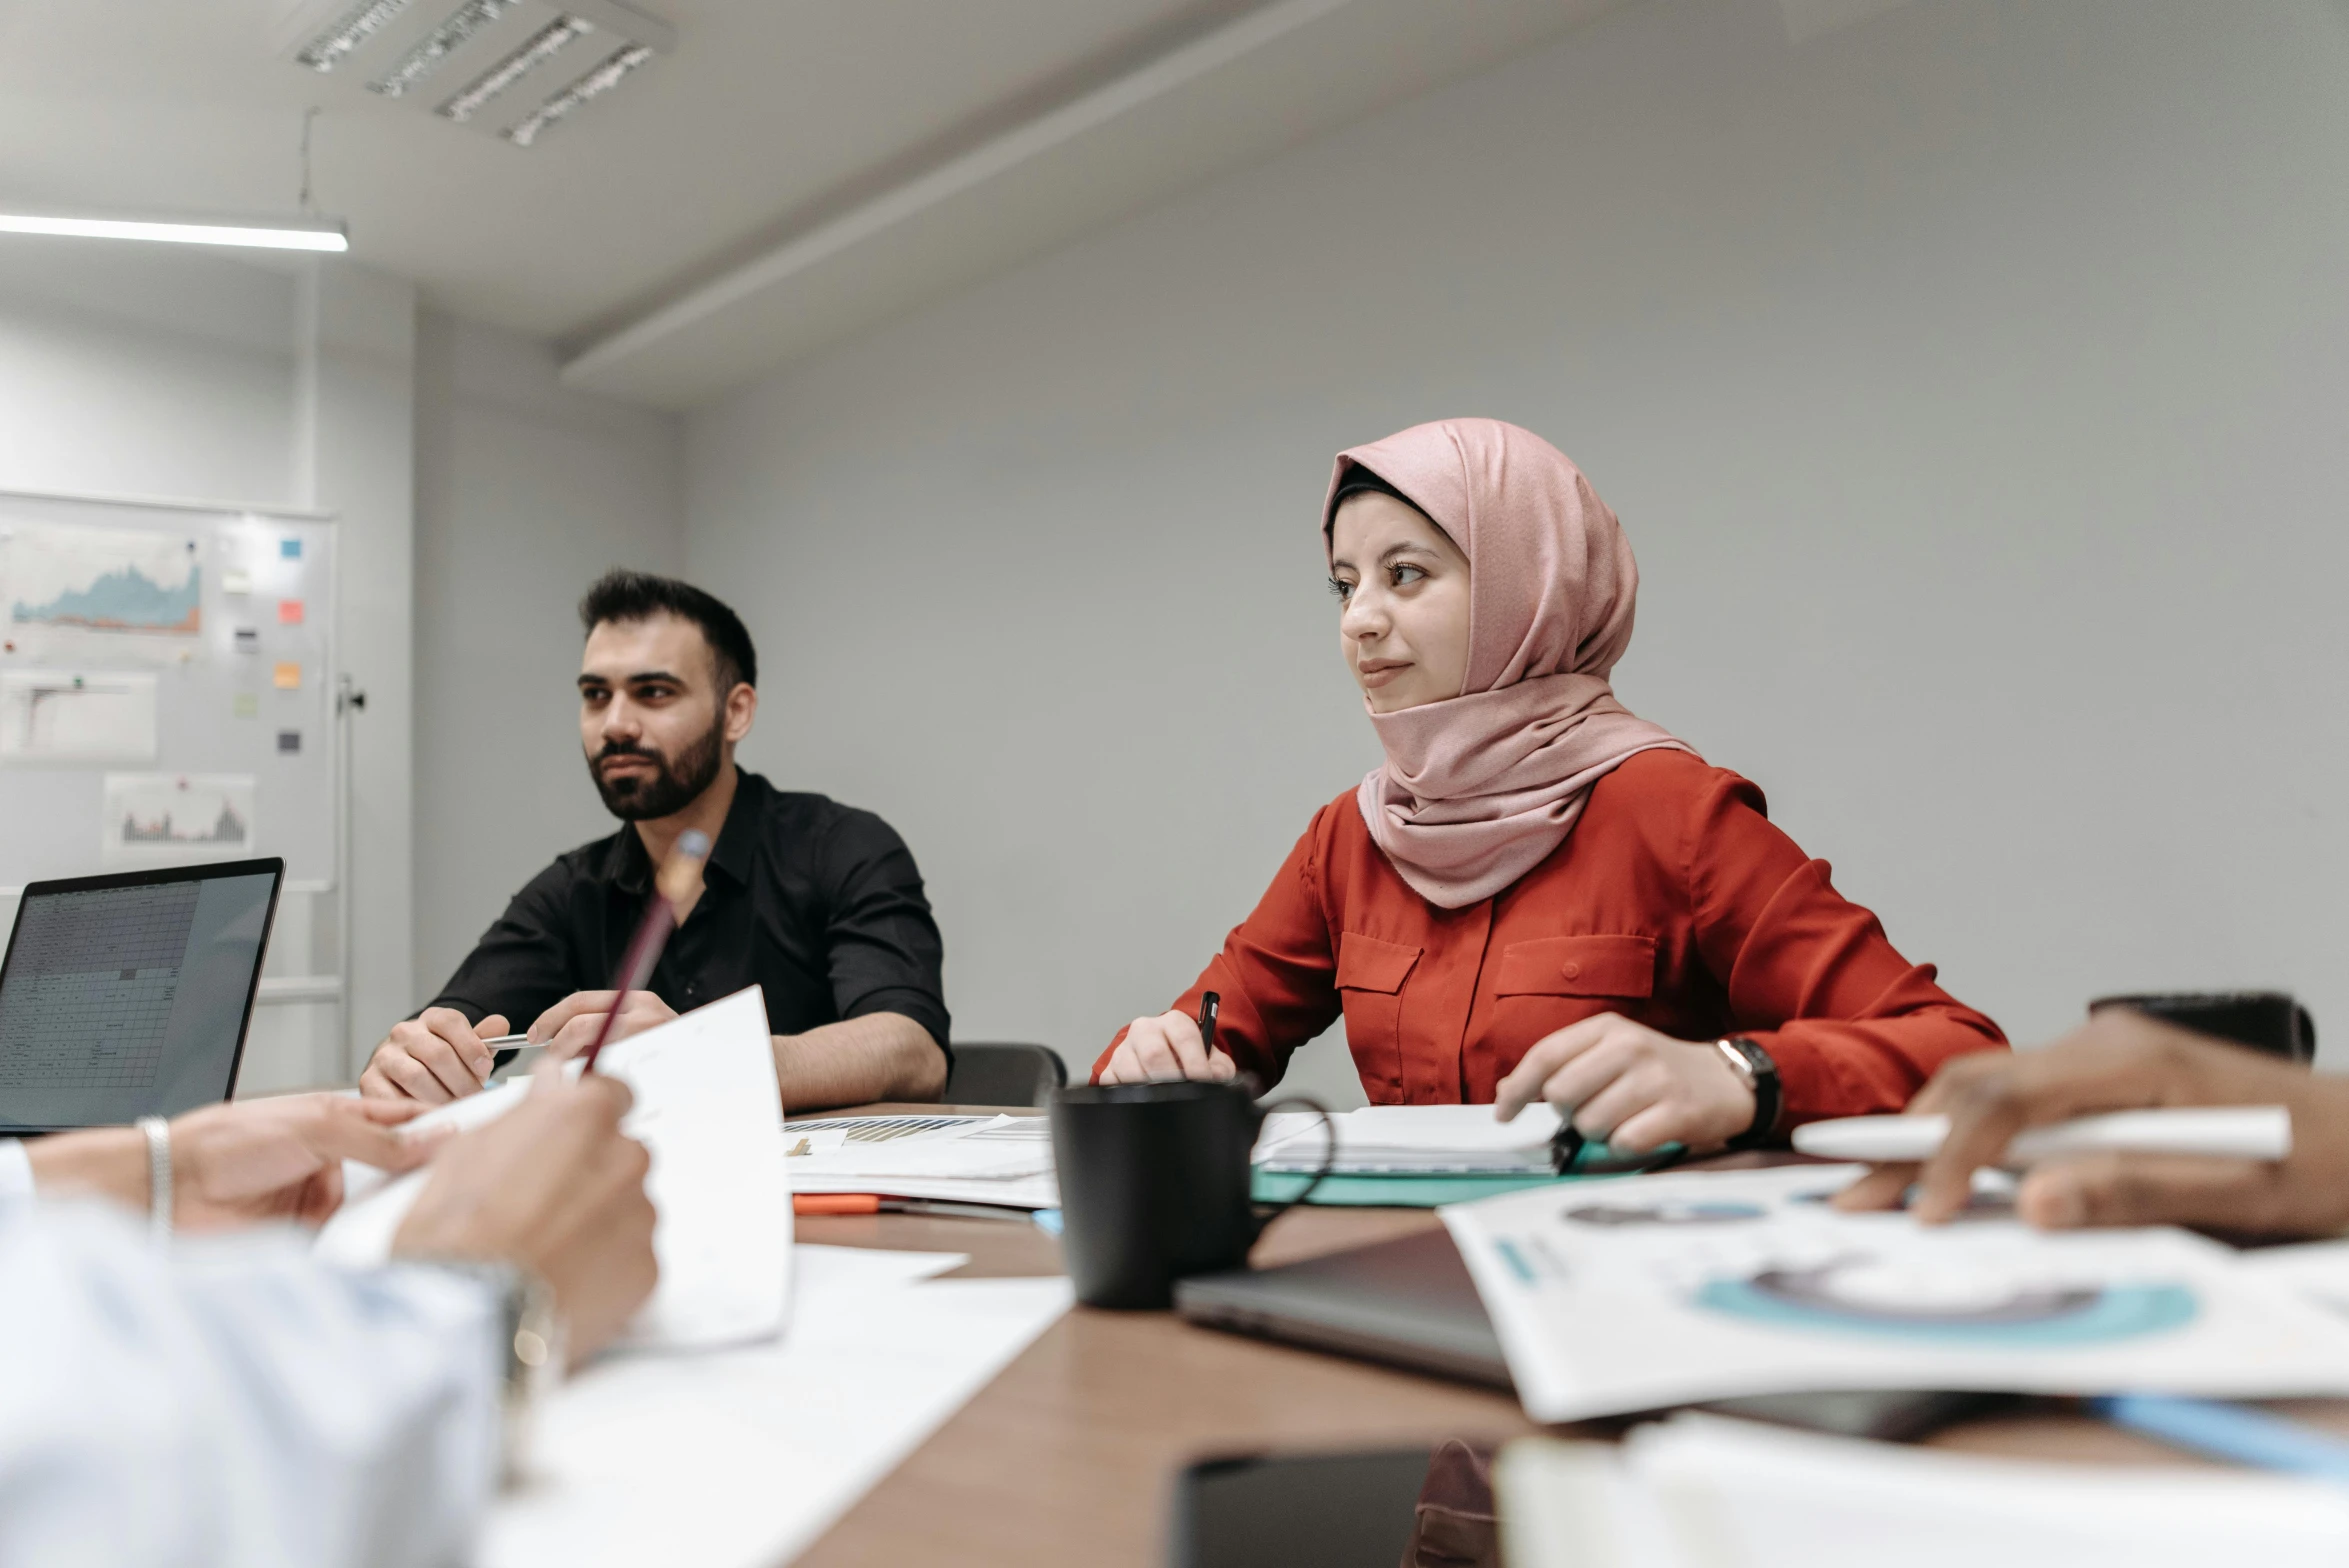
[0,858,283,1132]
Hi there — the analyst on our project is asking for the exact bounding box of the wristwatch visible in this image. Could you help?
[419,1260,563,1487]
[1713,1036,1781,1149]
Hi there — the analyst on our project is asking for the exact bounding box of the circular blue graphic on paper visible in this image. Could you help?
[1562,1200,1767,1228]
[1694,1261,2198,1347]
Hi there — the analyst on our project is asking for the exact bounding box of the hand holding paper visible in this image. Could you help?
[322,986,794,1352]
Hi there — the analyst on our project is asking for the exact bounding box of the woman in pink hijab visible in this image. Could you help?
[1093,418,2004,1153]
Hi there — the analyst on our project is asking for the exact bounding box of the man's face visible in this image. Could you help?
[577,613,742,821]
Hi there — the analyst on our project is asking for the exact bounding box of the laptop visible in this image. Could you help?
[1176,1225,2016,1440]
[0,858,284,1134]
[1177,1228,1513,1387]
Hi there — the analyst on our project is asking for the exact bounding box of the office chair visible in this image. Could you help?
[945,1041,1068,1109]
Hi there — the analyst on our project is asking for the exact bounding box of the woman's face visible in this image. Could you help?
[1329,491,1471,714]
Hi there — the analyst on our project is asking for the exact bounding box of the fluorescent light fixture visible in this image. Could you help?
[438,15,592,122]
[505,43,653,147]
[371,0,526,97]
[0,211,350,253]
[295,0,415,71]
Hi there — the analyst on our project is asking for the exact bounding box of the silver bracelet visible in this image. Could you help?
[136,1116,172,1242]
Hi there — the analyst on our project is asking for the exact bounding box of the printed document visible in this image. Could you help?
[1442,1163,2349,1423]
[317,985,792,1350]
[1497,1412,2349,1568]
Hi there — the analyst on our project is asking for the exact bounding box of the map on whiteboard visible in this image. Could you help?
[3,525,202,639]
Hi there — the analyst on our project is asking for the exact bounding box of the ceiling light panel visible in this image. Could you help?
[295,0,417,71]
[505,43,652,146]
[439,15,593,122]
[369,0,527,97]
[274,0,672,144]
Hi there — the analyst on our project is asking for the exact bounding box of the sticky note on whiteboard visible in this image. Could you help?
[278,599,304,625]
[280,538,302,560]
[273,662,301,690]
[223,571,253,596]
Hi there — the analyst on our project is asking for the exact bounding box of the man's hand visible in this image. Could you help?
[1096,1009,1237,1086]
[392,1065,658,1358]
[1833,1009,2349,1237]
[529,990,678,1062]
[27,1093,448,1227]
[1494,1013,1756,1154]
[360,1008,510,1105]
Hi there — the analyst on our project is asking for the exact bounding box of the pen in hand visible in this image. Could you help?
[1197,991,1220,1058]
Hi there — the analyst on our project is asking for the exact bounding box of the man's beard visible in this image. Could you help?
[588,716,725,821]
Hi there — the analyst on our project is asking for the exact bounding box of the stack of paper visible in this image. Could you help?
[1442,1163,2349,1423]
[784,1112,1058,1209]
[1497,1413,2349,1568]
[317,986,793,1351]
[1256,1103,1562,1174]
[483,1245,1073,1568]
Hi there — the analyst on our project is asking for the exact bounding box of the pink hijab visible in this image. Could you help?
[1327,419,1692,909]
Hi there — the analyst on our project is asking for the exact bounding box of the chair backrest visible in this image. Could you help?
[946,1041,1068,1109]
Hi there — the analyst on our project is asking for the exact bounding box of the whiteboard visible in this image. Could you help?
[0,491,338,890]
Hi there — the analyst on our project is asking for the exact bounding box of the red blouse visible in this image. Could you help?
[1094,750,2004,1125]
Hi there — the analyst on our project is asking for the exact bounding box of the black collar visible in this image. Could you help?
[603,769,765,894]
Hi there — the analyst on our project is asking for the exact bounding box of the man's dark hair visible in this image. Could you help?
[578,570,758,691]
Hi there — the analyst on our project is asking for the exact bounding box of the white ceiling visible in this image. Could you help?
[0,0,1628,408]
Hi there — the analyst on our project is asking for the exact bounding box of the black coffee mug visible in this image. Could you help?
[1050,1081,1334,1310]
[2088,990,2316,1064]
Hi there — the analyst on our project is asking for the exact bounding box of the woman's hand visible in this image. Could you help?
[1834,1009,2349,1236]
[529,990,680,1061]
[1096,1010,1237,1086]
[1494,1013,1755,1153]
[26,1093,450,1229]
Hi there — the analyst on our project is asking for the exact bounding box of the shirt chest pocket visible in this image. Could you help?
[1336,933,1421,1100]
[1492,935,1657,1000]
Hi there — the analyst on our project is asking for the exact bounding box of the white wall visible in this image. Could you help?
[412,311,683,999]
[684,0,2349,1097]
[0,242,680,1093]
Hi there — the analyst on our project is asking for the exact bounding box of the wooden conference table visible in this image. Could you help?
[788,1104,2349,1568]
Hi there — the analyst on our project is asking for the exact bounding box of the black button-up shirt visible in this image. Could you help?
[427,770,950,1056]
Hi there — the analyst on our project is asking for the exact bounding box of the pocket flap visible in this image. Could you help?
[1336,932,1423,994]
[1494,935,1656,998]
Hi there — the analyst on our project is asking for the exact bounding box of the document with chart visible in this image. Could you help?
[1442,1164,2349,1423]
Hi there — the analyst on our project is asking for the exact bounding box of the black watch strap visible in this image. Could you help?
[1718,1036,1781,1149]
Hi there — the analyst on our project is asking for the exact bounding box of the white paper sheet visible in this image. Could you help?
[1442,1164,2349,1423]
[1497,1412,2349,1568]
[318,986,793,1351]
[1256,1103,1560,1173]
[784,1113,1059,1208]
[480,1256,1072,1568]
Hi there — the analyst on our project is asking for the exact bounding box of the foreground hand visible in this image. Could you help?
[1833,1009,2349,1236]
[1494,1013,1755,1154]
[1097,1009,1237,1086]
[530,990,679,1062]
[173,1093,449,1229]
[27,1093,447,1227]
[360,1008,511,1105]
[392,1064,658,1358]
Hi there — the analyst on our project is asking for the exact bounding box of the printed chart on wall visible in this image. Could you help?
[0,494,337,891]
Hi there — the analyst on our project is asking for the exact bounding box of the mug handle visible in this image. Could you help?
[1251,1095,1337,1234]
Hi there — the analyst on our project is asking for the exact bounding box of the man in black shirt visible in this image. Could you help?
[361,571,950,1111]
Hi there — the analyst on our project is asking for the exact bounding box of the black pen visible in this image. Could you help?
[1197,991,1220,1056]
